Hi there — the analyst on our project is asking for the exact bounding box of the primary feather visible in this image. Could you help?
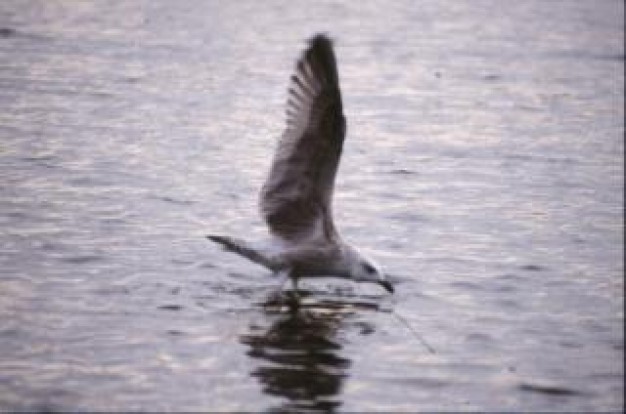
[260,35,346,243]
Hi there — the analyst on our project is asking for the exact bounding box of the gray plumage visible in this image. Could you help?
[261,35,345,243]
[208,34,393,294]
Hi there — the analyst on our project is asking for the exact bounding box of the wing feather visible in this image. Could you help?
[260,34,346,242]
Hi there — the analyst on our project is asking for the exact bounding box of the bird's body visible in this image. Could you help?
[208,34,393,294]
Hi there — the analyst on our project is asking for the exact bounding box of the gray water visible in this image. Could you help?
[1,1,623,412]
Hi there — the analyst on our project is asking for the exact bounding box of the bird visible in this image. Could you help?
[207,34,393,295]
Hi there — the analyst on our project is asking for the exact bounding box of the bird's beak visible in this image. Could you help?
[379,280,394,293]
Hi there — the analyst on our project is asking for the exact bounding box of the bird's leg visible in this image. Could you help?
[286,273,301,311]
[276,269,291,291]
[265,268,301,310]
[290,276,301,300]
[280,269,300,298]
[279,269,301,307]
[266,269,294,305]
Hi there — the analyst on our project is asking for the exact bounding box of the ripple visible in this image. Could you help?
[448,280,484,291]
[518,381,584,397]
[389,168,418,175]
[158,304,183,311]
[396,376,448,389]
[154,195,195,206]
[520,264,545,272]
[58,254,104,264]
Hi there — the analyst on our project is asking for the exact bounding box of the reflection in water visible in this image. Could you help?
[241,294,376,412]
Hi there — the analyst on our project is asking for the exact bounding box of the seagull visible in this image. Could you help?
[208,34,393,294]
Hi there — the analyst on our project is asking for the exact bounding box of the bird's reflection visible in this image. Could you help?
[240,292,378,412]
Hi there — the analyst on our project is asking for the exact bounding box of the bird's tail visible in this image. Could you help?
[207,235,276,270]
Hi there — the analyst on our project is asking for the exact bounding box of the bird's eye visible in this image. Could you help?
[363,263,376,274]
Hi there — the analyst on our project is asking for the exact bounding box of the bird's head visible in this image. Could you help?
[346,247,394,293]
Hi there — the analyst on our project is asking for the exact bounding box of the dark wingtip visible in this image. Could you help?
[303,33,339,86]
[308,33,333,48]
[206,234,227,247]
[379,280,395,294]
[307,33,335,60]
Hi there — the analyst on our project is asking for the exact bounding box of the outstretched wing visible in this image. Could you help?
[260,34,346,242]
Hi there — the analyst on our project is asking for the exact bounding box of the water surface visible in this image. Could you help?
[0,0,623,411]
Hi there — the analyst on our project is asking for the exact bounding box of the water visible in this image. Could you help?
[1,0,623,411]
